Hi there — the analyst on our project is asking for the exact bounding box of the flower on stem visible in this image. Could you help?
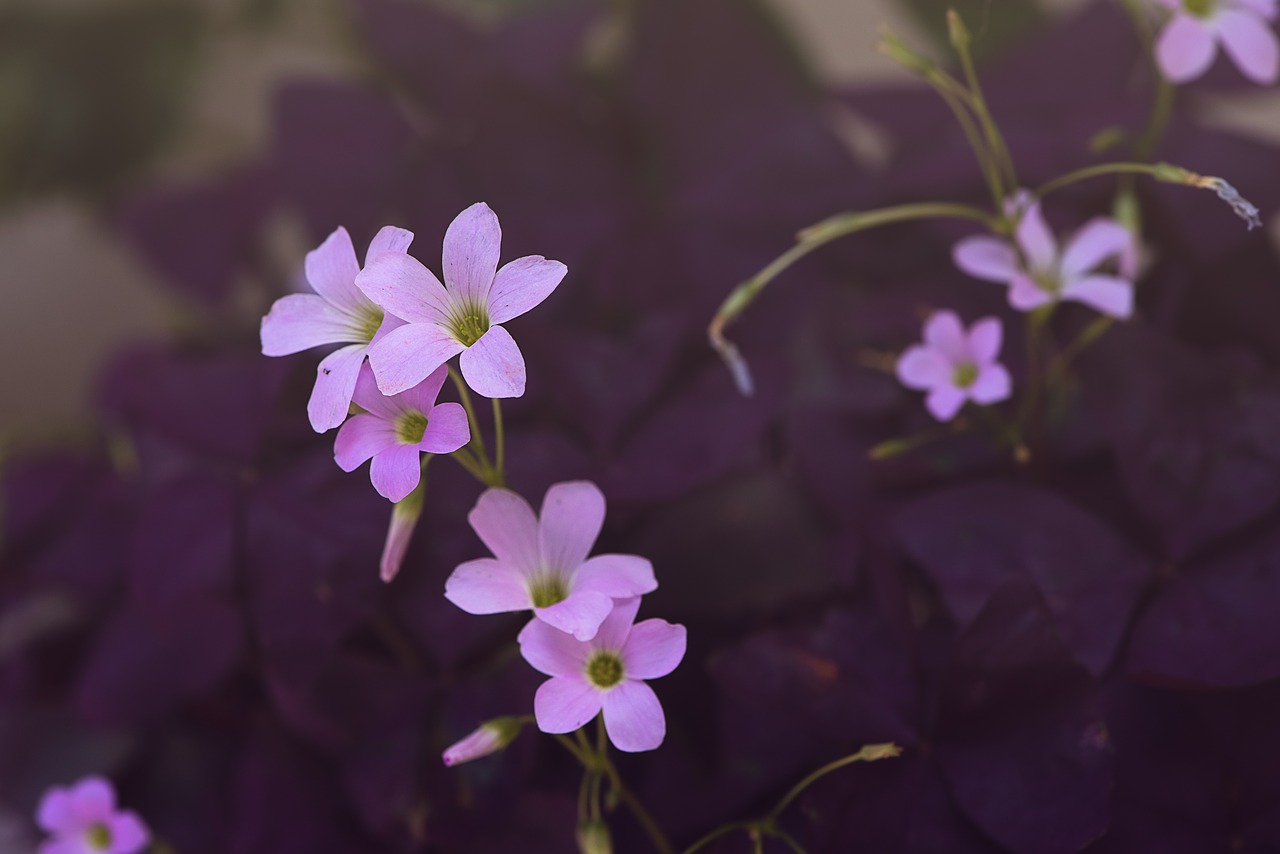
[445,481,657,641]
[380,479,425,582]
[954,200,1135,319]
[356,202,567,399]
[334,364,469,502]
[518,596,686,752]
[896,311,1011,422]
[260,225,413,431]
[1155,0,1278,85]
[441,716,525,766]
[36,776,148,854]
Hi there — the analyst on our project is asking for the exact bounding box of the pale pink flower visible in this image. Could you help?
[897,311,1012,422]
[356,202,567,399]
[380,482,424,583]
[445,481,657,641]
[441,716,525,766]
[1156,0,1279,84]
[518,596,686,752]
[334,364,469,502]
[260,226,413,432]
[36,777,148,854]
[953,201,1135,319]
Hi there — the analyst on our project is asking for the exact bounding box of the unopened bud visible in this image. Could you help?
[441,716,524,767]
[380,481,425,582]
[946,9,971,52]
[576,819,613,854]
[878,29,935,75]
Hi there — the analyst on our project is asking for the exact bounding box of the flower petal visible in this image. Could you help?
[349,361,400,420]
[488,256,568,324]
[926,385,967,422]
[108,812,150,852]
[952,236,1018,282]
[369,444,422,502]
[443,202,502,305]
[534,676,603,734]
[365,225,414,265]
[333,413,398,472]
[621,619,687,680]
[304,226,365,314]
[1218,9,1280,83]
[1015,201,1057,271]
[1062,274,1134,319]
[1236,0,1278,22]
[592,596,641,652]
[36,787,74,833]
[1008,274,1055,313]
[602,681,666,752]
[307,344,367,432]
[518,615,591,676]
[896,346,950,390]
[536,590,616,641]
[419,402,470,453]
[537,481,605,574]
[446,557,531,615]
[400,363,449,415]
[459,325,526,399]
[574,555,658,599]
[380,491,422,583]
[260,294,358,356]
[970,363,1013,405]
[367,322,465,396]
[1061,218,1131,279]
[923,310,969,363]
[1157,15,1218,83]
[38,841,80,854]
[468,488,540,573]
[69,777,115,823]
[356,253,451,324]
[967,317,1003,364]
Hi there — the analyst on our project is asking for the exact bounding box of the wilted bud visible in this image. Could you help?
[380,481,425,582]
[441,717,524,767]
[576,819,612,854]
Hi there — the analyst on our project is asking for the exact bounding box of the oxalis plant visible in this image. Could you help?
[23,1,1278,853]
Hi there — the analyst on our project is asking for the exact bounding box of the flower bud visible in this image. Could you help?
[381,481,425,582]
[441,716,524,767]
[576,820,612,854]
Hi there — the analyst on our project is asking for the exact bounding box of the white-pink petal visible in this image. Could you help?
[896,346,951,390]
[622,620,687,680]
[108,813,150,851]
[970,363,1013,405]
[308,344,367,432]
[1218,9,1280,83]
[923,311,969,363]
[1061,219,1131,279]
[36,788,74,833]
[446,558,532,615]
[967,317,1003,364]
[926,385,967,422]
[601,680,666,752]
[443,202,502,305]
[952,236,1018,283]
[369,444,422,502]
[573,555,658,599]
[488,256,568,325]
[1007,275,1056,313]
[468,488,541,574]
[1157,15,1218,82]
[399,363,450,416]
[518,616,591,677]
[356,253,451,325]
[459,325,527,399]
[538,481,606,573]
[534,676,604,734]
[1063,274,1134,319]
[367,322,465,396]
[305,227,365,314]
[350,362,402,420]
[1015,202,1058,272]
[365,225,414,264]
[592,596,642,652]
[536,590,616,641]
[260,294,359,356]
[380,493,422,583]
[418,402,470,454]
[334,414,398,471]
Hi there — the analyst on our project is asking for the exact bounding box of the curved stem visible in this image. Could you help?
[448,366,491,471]
[765,743,902,824]
[1034,161,1186,197]
[600,754,674,854]
[948,11,1018,194]
[682,821,756,854]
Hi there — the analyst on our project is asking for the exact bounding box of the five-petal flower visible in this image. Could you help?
[445,481,658,641]
[261,225,413,431]
[897,311,1012,422]
[356,202,567,399]
[36,776,149,854]
[953,201,1135,319]
[1155,0,1279,85]
[334,363,470,502]
[518,596,686,752]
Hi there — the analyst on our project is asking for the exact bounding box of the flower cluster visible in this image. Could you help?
[1156,0,1278,84]
[36,777,148,854]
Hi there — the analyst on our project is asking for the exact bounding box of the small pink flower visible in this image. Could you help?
[518,596,686,752]
[953,201,1135,319]
[897,311,1012,422]
[334,363,470,502]
[261,226,413,432]
[380,483,424,583]
[441,716,525,766]
[1156,0,1279,84]
[36,776,148,854]
[445,481,657,641]
[356,202,567,399]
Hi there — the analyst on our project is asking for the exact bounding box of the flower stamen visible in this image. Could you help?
[395,411,429,444]
[585,651,625,689]
[449,302,492,347]
[529,573,568,609]
[85,823,112,851]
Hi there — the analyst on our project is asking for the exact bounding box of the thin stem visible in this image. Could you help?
[765,745,901,824]
[491,397,506,481]
[1046,315,1115,382]
[1015,306,1051,434]
[599,754,675,854]
[448,366,490,469]
[773,829,809,854]
[948,11,1018,195]
[1034,161,1185,198]
[868,421,973,461]
[449,446,488,482]
[682,821,755,854]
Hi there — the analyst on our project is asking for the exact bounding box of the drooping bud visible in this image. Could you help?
[441,716,525,767]
[380,478,425,582]
[576,819,613,854]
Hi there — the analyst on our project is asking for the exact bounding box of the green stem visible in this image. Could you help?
[868,422,972,461]
[682,821,756,854]
[599,753,674,854]
[449,446,488,482]
[1046,315,1115,382]
[448,366,491,471]
[765,744,901,824]
[948,11,1018,195]
[492,397,506,482]
[1034,161,1188,198]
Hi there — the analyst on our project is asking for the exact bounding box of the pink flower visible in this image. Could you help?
[441,716,525,766]
[953,201,1135,319]
[1156,0,1279,84]
[380,481,424,583]
[356,202,567,399]
[897,311,1012,422]
[334,364,470,502]
[36,776,148,854]
[518,596,686,752]
[445,481,657,641]
[261,226,413,432]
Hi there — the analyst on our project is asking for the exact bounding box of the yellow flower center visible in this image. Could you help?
[953,362,979,389]
[449,301,491,347]
[395,411,429,444]
[585,651,625,689]
[529,573,568,609]
[358,306,385,343]
[85,823,112,851]
[1184,0,1216,17]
